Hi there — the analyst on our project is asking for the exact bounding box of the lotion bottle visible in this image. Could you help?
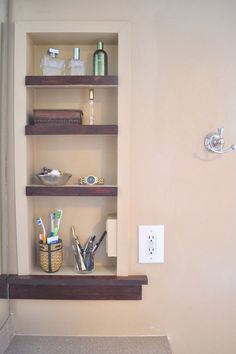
[93,41,108,76]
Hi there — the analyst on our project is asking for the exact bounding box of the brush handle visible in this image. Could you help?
[37,217,46,237]
[50,212,55,233]
[42,224,46,237]
[53,210,62,236]
[92,231,107,253]
[53,225,59,237]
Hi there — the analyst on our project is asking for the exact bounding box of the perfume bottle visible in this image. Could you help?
[89,89,94,125]
[40,48,65,75]
[93,41,108,76]
[67,48,86,75]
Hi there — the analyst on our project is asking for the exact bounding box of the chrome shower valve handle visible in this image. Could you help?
[204,127,236,154]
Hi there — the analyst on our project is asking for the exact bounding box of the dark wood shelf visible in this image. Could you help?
[0,275,8,299]
[8,274,148,300]
[25,75,118,87]
[25,124,118,135]
[26,185,118,197]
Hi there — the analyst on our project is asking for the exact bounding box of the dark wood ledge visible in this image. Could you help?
[26,185,118,197]
[8,275,148,300]
[25,124,118,135]
[25,75,118,87]
[0,274,8,298]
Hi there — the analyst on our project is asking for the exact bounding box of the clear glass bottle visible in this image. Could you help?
[67,48,86,75]
[40,48,65,75]
[93,41,108,76]
[89,89,94,125]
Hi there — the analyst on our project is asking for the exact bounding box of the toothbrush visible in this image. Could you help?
[36,217,46,244]
[53,209,63,237]
[50,212,56,233]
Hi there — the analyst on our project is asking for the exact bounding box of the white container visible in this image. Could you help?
[106,215,117,257]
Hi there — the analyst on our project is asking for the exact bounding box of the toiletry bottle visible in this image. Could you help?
[89,89,94,125]
[67,48,86,75]
[93,41,108,76]
[40,48,65,75]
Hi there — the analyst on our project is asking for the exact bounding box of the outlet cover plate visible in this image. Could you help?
[138,225,164,263]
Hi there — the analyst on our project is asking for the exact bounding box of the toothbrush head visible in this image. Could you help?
[55,209,63,219]
[50,212,56,222]
[36,217,43,226]
[52,209,63,237]
[36,216,46,240]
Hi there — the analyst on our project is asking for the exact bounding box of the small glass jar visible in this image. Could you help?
[74,250,94,274]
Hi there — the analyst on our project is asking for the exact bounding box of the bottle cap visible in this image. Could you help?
[73,47,80,61]
[48,48,59,58]
[89,89,94,100]
[97,41,103,50]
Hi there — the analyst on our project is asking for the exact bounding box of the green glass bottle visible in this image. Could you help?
[93,41,108,76]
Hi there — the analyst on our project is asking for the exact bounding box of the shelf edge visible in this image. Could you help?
[26,185,118,197]
[25,75,118,87]
[0,275,8,299]
[8,274,148,300]
[25,124,118,135]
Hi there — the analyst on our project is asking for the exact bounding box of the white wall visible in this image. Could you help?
[8,1,236,354]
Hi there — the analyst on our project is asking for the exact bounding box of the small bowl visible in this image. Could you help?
[36,173,72,186]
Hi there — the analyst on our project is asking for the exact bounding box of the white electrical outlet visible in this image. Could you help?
[138,225,164,263]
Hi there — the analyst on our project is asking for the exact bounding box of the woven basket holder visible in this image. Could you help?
[39,239,63,273]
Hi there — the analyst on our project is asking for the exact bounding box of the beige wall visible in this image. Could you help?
[8,0,236,353]
[0,0,9,329]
